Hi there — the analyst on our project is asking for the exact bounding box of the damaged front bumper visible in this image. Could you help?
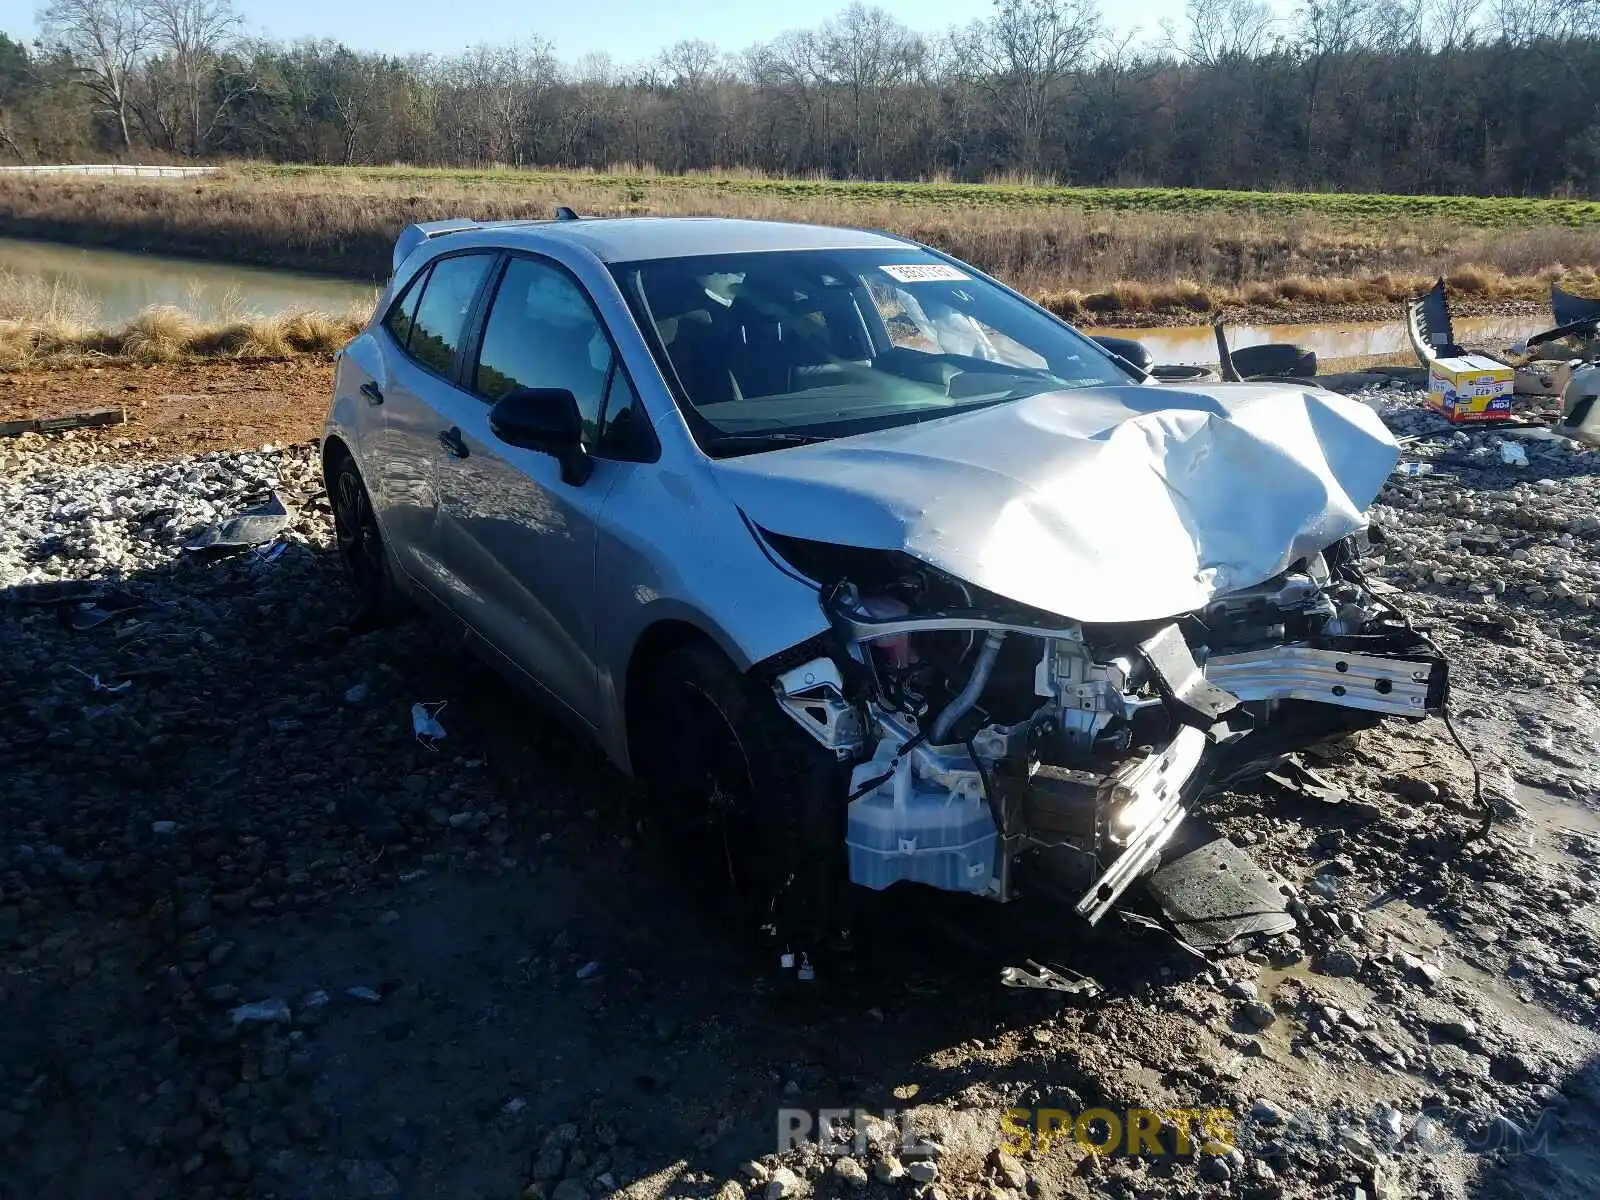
[1203,640,1443,717]
[1072,624,1447,924]
[769,542,1450,927]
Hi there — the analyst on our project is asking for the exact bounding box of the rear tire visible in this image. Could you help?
[327,450,407,627]
[635,640,850,978]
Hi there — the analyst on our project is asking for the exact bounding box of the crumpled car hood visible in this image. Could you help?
[710,383,1399,624]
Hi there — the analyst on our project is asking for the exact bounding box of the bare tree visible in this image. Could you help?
[1294,0,1377,167]
[322,49,381,165]
[1368,0,1427,44]
[1497,0,1557,40]
[974,0,1102,173]
[818,4,922,175]
[657,39,725,168]
[744,28,827,171]
[1428,0,1485,46]
[1497,0,1598,40]
[454,40,554,165]
[1164,0,1279,66]
[38,0,146,149]
[142,0,243,154]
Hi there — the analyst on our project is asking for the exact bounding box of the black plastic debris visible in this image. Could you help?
[1144,834,1296,952]
[1263,756,1349,805]
[183,491,292,554]
[1551,281,1600,329]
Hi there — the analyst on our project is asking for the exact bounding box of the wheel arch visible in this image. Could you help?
[621,618,727,776]
[320,432,354,484]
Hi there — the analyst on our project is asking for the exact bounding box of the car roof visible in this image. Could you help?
[486,216,914,263]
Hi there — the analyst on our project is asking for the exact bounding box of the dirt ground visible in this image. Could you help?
[0,359,335,459]
[2,360,1599,1200]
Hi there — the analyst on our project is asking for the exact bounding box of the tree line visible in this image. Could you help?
[2,0,1599,196]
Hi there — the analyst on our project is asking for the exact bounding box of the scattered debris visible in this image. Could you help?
[1264,757,1350,805]
[1393,460,1440,477]
[0,408,125,438]
[67,664,132,694]
[999,960,1100,996]
[411,701,447,749]
[229,999,292,1027]
[183,490,292,553]
[1499,440,1530,467]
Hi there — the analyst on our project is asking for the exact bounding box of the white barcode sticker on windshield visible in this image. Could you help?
[880,263,970,283]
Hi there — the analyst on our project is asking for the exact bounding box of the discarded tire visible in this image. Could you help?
[1231,343,1317,379]
[1091,335,1154,373]
[1149,364,1221,384]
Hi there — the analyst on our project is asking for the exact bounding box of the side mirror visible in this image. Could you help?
[488,388,593,486]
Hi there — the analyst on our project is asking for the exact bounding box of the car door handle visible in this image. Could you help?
[438,427,469,459]
[360,381,384,405]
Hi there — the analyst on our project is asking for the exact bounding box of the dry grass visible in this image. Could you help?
[1031,265,1593,320]
[7,169,1600,313]
[0,292,367,371]
[4,168,1600,334]
[0,268,102,327]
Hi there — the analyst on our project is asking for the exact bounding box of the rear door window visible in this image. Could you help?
[404,253,494,377]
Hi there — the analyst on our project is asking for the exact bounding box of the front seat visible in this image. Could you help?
[664,311,740,407]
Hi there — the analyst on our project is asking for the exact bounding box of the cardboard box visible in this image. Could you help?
[1427,355,1515,422]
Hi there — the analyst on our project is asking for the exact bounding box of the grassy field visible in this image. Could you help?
[244,164,1600,228]
[1,164,1597,323]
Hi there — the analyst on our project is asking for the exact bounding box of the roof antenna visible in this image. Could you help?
[555,206,580,221]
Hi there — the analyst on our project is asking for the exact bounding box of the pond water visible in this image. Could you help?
[0,236,376,325]
[1112,314,1554,366]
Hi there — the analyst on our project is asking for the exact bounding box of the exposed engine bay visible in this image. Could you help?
[763,528,1449,925]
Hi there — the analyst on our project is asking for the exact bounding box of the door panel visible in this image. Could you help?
[430,390,623,728]
[431,256,636,729]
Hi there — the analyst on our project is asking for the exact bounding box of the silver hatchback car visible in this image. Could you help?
[322,215,1447,969]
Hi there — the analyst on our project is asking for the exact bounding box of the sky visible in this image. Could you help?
[0,0,1202,65]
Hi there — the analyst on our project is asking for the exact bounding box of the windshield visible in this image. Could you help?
[609,248,1139,455]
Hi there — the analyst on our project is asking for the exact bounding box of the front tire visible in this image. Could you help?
[635,641,850,976]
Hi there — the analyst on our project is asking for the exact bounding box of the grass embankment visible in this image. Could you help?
[1,165,1597,323]
[0,269,363,370]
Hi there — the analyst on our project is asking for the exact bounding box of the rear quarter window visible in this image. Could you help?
[382,272,426,347]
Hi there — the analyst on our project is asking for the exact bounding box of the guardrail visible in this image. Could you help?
[0,164,219,178]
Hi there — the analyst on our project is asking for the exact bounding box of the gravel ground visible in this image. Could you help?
[2,385,1598,1200]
